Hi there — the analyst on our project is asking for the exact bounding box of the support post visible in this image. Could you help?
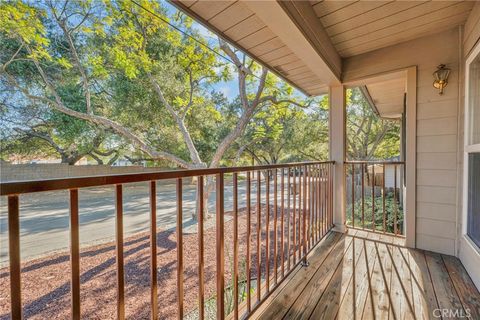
[405,66,417,248]
[329,85,347,233]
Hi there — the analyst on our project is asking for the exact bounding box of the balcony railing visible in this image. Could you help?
[0,161,334,319]
[344,161,405,236]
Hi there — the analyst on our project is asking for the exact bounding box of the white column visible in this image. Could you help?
[404,66,417,248]
[329,85,346,232]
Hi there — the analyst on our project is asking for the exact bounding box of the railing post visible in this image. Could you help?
[329,84,347,233]
[197,176,205,320]
[216,173,225,319]
[115,184,125,320]
[246,172,251,313]
[149,181,158,320]
[302,165,308,267]
[233,173,239,320]
[176,179,184,320]
[8,195,22,319]
[70,189,80,320]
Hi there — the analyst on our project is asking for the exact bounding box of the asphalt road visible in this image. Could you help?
[0,178,272,266]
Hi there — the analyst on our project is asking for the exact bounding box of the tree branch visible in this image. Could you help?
[13,128,64,155]
[2,55,190,168]
[148,74,204,167]
[53,12,93,114]
[258,95,311,109]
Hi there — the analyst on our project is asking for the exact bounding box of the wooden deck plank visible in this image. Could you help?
[407,248,439,319]
[425,251,465,316]
[335,234,378,320]
[362,232,394,320]
[442,255,480,319]
[311,234,376,319]
[282,232,357,319]
[388,245,415,319]
[251,231,480,320]
[253,231,343,319]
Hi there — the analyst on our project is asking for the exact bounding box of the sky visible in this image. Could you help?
[161,0,306,102]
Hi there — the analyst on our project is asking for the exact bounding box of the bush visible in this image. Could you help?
[346,193,403,234]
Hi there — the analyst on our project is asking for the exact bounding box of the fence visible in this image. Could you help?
[1,161,335,319]
[344,161,405,236]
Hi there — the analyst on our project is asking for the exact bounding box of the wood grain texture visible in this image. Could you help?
[312,0,474,57]
[251,231,480,320]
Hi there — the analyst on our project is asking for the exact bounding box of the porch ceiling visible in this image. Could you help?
[348,70,406,119]
[311,0,475,57]
[172,1,474,97]
[365,77,405,119]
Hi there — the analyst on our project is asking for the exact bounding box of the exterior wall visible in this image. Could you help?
[464,2,480,57]
[459,5,480,290]
[343,28,462,255]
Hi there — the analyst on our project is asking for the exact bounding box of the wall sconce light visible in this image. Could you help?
[433,64,450,95]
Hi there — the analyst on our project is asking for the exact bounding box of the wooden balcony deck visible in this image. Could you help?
[251,230,480,319]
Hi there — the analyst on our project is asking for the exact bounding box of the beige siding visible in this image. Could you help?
[464,2,480,57]
[343,28,462,255]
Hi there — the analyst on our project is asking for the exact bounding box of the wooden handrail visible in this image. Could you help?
[3,161,335,319]
[0,161,334,196]
[344,160,405,165]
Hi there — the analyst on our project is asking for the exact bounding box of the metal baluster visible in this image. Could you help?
[273,168,278,285]
[233,173,239,320]
[361,163,365,229]
[265,171,270,292]
[8,195,21,319]
[149,182,158,320]
[256,171,261,302]
[70,189,80,319]
[394,165,398,235]
[216,174,225,319]
[115,185,125,320]
[292,167,297,265]
[383,165,386,234]
[352,164,355,229]
[372,165,375,232]
[246,172,252,313]
[176,179,184,320]
[197,177,205,320]
[302,165,308,266]
[280,168,285,278]
[287,168,291,271]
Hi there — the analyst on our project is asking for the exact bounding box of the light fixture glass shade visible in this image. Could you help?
[433,64,450,94]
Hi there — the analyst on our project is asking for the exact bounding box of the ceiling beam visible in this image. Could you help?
[244,0,342,86]
[170,0,310,96]
[359,85,380,116]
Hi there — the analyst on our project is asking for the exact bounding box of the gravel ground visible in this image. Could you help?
[0,205,300,319]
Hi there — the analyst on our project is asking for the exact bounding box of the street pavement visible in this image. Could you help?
[0,178,273,266]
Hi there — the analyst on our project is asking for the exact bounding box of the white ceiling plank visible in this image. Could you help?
[223,14,265,40]
[312,0,356,18]
[189,1,234,21]
[331,1,459,45]
[320,1,392,28]
[337,3,472,56]
[326,1,426,38]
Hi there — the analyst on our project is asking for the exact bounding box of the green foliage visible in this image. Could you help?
[346,194,404,234]
[346,88,401,160]
[238,94,329,165]
[0,0,330,168]
[0,1,50,60]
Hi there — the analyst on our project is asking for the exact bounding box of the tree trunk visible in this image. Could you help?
[193,176,214,221]
[61,153,82,165]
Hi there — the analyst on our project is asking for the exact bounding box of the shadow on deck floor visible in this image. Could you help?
[252,229,480,319]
